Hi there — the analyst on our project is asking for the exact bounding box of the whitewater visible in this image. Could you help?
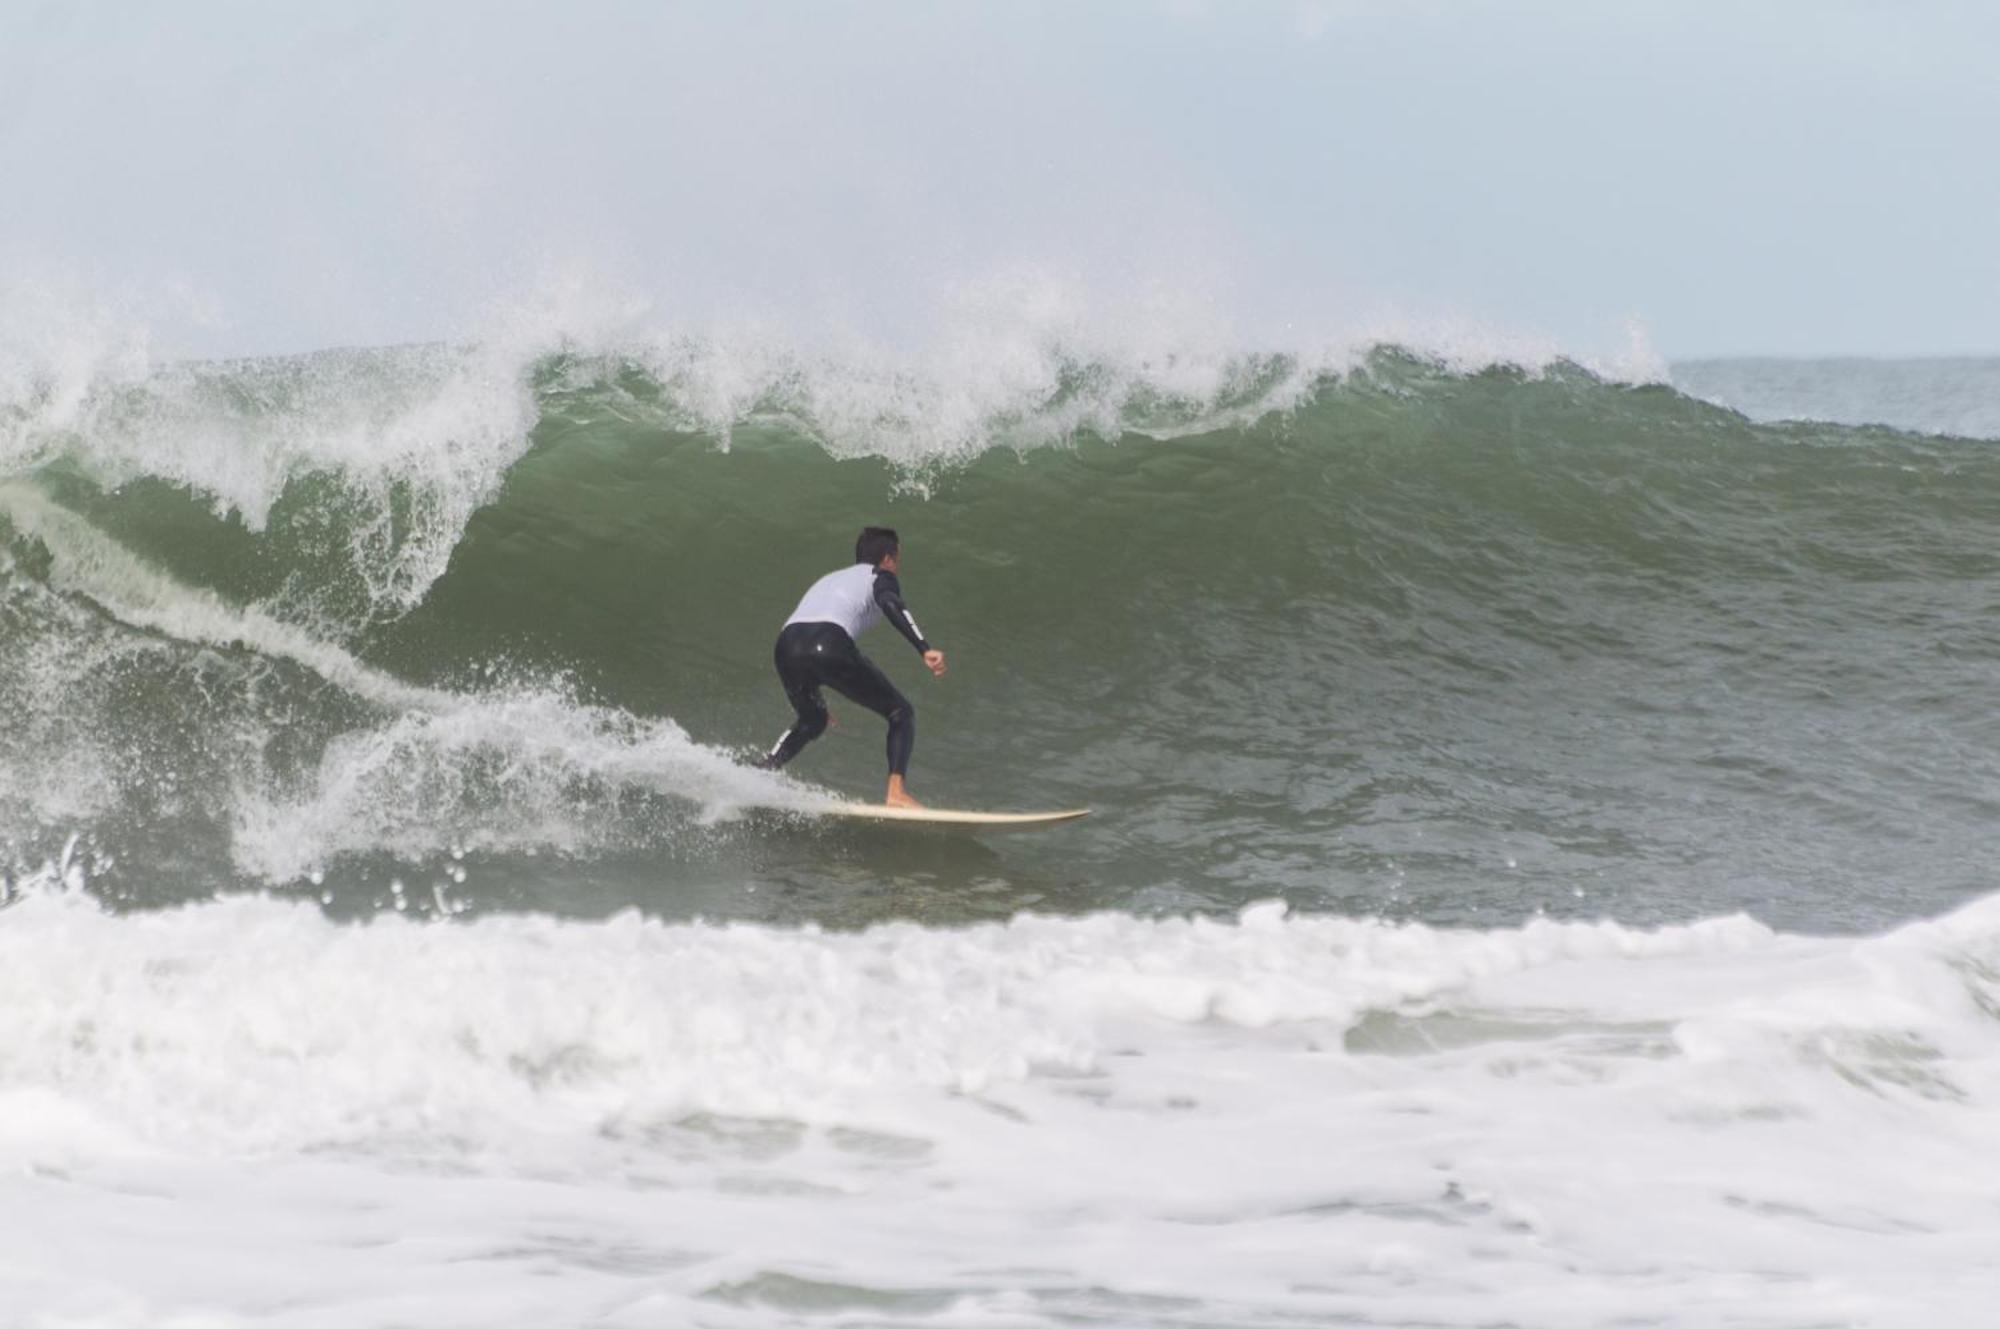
[9,868,2000,1328]
[4,310,2000,1326]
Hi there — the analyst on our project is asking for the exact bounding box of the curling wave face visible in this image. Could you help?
[3,332,1997,929]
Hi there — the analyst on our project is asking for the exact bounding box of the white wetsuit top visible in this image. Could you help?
[782,562,930,654]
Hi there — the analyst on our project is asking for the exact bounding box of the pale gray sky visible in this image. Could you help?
[2,0,1995,359]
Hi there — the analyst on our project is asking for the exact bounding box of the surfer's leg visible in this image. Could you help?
[820,645,915,779]
[760,687,827,769]
[759,627,832,770]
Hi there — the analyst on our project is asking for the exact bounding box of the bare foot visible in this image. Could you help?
[884,775,923,808]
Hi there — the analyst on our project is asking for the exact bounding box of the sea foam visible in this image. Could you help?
[2,879,1996,1326]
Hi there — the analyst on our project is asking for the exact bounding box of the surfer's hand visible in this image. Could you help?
[923,649,947,678]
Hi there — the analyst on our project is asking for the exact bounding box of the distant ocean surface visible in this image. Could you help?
[4,330,1997,1326]
[1674,355,2000,440]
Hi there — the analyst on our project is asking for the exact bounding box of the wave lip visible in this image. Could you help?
[0,296,1670,606]
[4,336,539,618]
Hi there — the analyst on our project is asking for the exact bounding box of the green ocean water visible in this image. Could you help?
[4,347,1997,932]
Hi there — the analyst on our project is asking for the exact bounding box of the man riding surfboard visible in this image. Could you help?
[756,527,947,807]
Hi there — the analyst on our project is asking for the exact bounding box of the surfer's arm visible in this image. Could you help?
[871,569,931,654]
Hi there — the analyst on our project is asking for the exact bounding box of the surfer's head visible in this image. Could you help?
[855,526,900,569]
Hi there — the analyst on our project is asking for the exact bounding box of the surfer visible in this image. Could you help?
[756,527,947,807]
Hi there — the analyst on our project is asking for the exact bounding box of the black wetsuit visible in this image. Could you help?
[759,563,931,775]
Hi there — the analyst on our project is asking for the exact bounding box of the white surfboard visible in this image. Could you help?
[816,803,1090,831]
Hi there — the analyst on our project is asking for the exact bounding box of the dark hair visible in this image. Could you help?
[855,526,900,566]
